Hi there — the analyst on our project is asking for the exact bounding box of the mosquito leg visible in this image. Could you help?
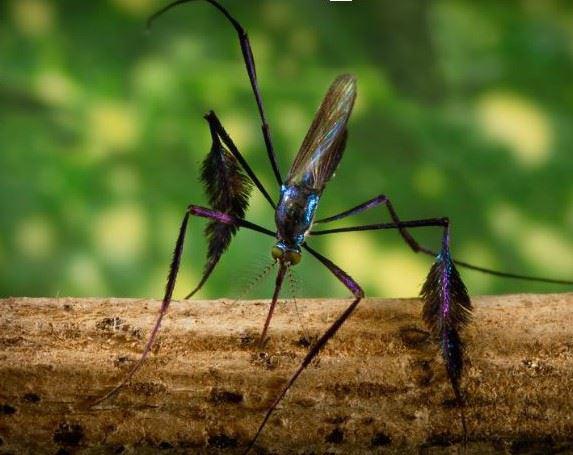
[184,113,276,300]
[314,218,474,441]
[314,196,573,285]
[206,111,276,210]
[90,205,275,406]
[258,263,288,348]
[315,194,431,254]
[245,244,364,452]
[147,0,283,186]
[311,217,449,236]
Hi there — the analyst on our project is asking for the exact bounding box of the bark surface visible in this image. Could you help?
[1,294,572,453]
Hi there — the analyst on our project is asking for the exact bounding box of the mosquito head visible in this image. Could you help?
[271,242,302,266]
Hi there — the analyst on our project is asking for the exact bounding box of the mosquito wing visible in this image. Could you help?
[286,74,356,192]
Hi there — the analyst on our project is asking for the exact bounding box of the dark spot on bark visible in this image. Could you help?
[371,432,391,446]
[250,351,279,370]
[294,397,317,408]
[103,424,117,435]
[178,440,202,449]
[158,441,173,449]
[399,327,430,348]
[114,355,132,367]
[110,444,125,453]
[63,304,73,311]
[296,333,318,348]
[55,449,70,455]
[209,389,244,404]
[442,397,461,408]
[325,428,344,444]
[421,433,452,448]
[330,382,398,399]
[411,360,433,387]
[208,434,237,449]
[96,317,124,330]
[22,393,41,403]
[297,335,311,347]
[0,336,24,347]
[510,435,555,454]
[0,404,16,415]
[0,436,3,446]
[239,331,257,347]
[53,422,84,446]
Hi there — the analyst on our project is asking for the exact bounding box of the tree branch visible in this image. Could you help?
[1,294,572,453]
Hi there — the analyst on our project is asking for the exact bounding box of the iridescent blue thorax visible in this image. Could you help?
[275,184,320,251]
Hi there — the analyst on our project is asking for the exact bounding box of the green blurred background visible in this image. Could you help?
[1,0,572,300]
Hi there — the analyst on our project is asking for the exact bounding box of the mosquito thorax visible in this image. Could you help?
[275,184,320,247]
[271,242,302,265]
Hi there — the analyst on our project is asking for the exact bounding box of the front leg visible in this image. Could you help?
[90,205,275,406]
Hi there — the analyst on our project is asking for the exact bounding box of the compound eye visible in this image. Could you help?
[271,246,283,260]
[285,251,302,265]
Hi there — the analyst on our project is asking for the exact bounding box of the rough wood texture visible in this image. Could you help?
[1,294,572,454]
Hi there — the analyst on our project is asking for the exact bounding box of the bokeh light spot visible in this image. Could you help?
[457,241,497,294]
[94,203,148,264]
[488,202,524,240]
[220,111,256,154]
[11,0,54,37]
[477,91,553,167]
[157,207,186,253]
[132,57,176,99]
[276,103,310,150]
[412,164,446,198]
[520,225,573,272]
[89,101,139,155]
[15,215,56,260]
[375,250,428,298]
[326,232,380,283]
[171,36,206,66]
[249,33,271,73]
[35,70,79,107]
[111,0,154,17]
[66,254,107,296]
[106,165,141,197]
[147,264,198,299]
[325,233,426,297]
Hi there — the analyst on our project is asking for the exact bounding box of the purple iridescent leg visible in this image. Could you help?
[245,244,364,452]
[184,113,276,300]
[90,205,275,406]
[313,215,471,440]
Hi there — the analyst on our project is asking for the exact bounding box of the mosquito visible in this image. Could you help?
[92,0,573,450]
